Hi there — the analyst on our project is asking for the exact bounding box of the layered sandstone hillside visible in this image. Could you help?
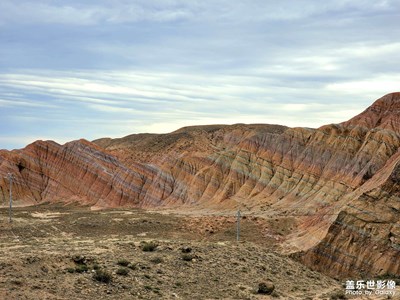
[1,92,399,279]
[297,92,400,278]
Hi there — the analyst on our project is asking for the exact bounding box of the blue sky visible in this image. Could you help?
[1,0,399,149]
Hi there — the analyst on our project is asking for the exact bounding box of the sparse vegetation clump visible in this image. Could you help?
[181,247,192,253]
[72,255,87,265]
[116,267,129,276]
[71,255,90,273]
[70,254,100,274]
[181,253,195,261]
[142,241,158,252]
[150,257,163,264]
[93,269,112,283]
[75,264,89,273]
[117,259,130,267]
[128,263,137,270]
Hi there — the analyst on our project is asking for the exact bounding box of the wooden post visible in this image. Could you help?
[7,173,13,223]
[236,209,241,242]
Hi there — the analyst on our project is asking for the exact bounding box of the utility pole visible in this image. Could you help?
[6,173,13,223]
[236,209,241,242]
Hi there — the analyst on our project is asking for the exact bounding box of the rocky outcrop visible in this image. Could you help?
[1,92,400,279]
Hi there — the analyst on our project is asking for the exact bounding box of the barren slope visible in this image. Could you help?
[0,205,346,300]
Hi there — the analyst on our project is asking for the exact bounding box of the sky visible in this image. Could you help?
[0,0,399,150]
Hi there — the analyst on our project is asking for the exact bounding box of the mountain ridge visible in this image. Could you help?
[1,92,400,278]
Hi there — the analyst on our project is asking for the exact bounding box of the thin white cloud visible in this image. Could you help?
[0,0,397,27]
[0,73,218,103]
[1,1,400,149]
[0,2,99,26]
[0,1,196,26]
[88,103,141,113]
[0,68,380,130]
[0,99,55,108]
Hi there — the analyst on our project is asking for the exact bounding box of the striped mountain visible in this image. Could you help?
[1,92,400,278]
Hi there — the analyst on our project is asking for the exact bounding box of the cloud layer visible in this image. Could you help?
[0,0,399,149]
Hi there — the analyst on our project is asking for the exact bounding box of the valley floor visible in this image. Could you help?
[0,204,395,299]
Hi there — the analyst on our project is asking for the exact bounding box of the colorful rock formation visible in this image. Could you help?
[1,92,399,278]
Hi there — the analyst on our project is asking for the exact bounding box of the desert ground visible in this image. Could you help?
[0,204,397,300]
